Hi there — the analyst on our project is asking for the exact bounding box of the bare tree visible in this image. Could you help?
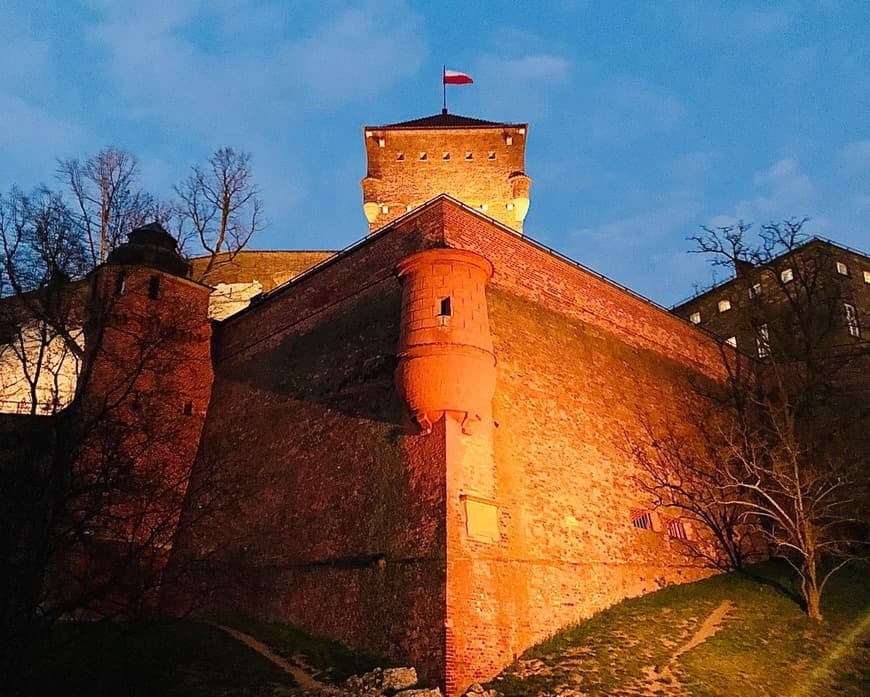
[668,219,870,620]
[629,408,760,572]
[0,187,89,415]
[175,147,262,281]
[58,147,162,266]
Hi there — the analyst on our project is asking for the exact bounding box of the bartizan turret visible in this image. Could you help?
[362,112,531,234]
[394,248,496,434]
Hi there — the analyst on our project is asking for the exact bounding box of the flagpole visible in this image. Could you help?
[442,65,447,114]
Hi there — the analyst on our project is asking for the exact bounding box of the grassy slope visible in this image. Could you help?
[487,560,870,697]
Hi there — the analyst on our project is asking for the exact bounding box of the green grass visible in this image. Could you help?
[487,560,870,697]
[218,615,390,684]
[23,619,297,697]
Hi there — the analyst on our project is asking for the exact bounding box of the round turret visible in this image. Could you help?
[394,248,496,434]
[106,222,191,278]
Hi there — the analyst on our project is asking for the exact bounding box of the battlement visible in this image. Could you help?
[361,112,530,233]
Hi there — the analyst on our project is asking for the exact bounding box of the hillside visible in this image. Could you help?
[486,560,869,697]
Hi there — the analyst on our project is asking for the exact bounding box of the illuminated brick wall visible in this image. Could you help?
[361,121,530,233]
[170,198,732,694]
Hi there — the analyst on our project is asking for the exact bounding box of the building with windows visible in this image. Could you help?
[672,238,869,361]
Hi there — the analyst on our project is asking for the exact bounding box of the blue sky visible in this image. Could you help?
[1,1,868,305]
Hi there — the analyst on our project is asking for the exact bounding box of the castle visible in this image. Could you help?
[10,111,867,694]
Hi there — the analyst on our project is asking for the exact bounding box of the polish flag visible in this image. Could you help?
[443,69,473,85]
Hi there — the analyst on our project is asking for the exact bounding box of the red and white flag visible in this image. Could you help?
[443,69,473,85]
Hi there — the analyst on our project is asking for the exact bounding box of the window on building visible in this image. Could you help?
[749,282,762,299]
[148,275,160,300]
[465,152,473,160]
[718,299,732,313]
[863,270,870,284]
[631,510,654,530]
[438,296,452,317]
[183,401,193,416]
[836,261,849,276]
[725,336,737,348]
[115,271,126,296]
[781,268,794,283]
[380,205,389,214]
[844,303,860,337]
[396,152,404,161]
[689,311,701,325]
[667,518,689,540]
[756,323,771,358]
[442,152,450,161]
[419,152,427,161]
[487,151,496,160]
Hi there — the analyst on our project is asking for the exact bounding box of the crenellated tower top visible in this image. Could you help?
[361,112,531,234]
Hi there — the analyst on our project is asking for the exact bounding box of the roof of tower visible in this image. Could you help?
[372,111,525,130]
[106,222,190,277]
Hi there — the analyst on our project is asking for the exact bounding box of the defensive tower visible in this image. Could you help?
[75,223,214,609]
[394,248,496,434]
[361,112,531,234]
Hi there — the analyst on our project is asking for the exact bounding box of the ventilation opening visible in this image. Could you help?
[442,152,450,160]
[183,401,193,416]
[465,152,473,160]
[148,275,160,300]
[396,152,404,161]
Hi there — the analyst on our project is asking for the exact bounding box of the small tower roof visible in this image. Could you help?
[371,112,526,130]
[106,222,191,278]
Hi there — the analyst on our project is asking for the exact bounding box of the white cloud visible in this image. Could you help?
[87,1,426,134]
[586,82,684,142]
[735,9,790,37]
[487,54,571,83]
[839,140,870,169]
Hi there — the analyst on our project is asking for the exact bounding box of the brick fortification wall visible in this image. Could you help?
[171,198,733,694]
[169,219,452,683]
[434,201,729,692]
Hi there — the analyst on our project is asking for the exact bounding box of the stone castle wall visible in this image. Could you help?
[171,199,732,694]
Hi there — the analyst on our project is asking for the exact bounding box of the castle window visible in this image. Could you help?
[480,203,488,212]
[725,336,737,348]
[396,152,404,161]
[844,303,860,337]
[380,205,389,214]
[718,299,731,313]
[442,152,450,161]
[504,134,513,145]
[465,152,473,160]
[631,510,654,530]
[487,151,496,160]
[183,401,193,416]
[115,271,126,296]
[756,323,771,358]
[148,275,160,300]
[439,296,452,317]
[506,202,515,211]
[377,137,385,147]
[781,268,794,283]
[836,261,849,276]
[667,518,689,540]
[419,152,427,161]
[864,270,870,284]
[749,282,762,299]
[689,311,701,325]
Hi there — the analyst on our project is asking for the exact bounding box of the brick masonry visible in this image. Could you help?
[168,198,731,693]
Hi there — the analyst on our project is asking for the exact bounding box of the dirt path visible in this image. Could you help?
[672,600,734,661]
[213,623,335,692]
[635,600,735,696]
